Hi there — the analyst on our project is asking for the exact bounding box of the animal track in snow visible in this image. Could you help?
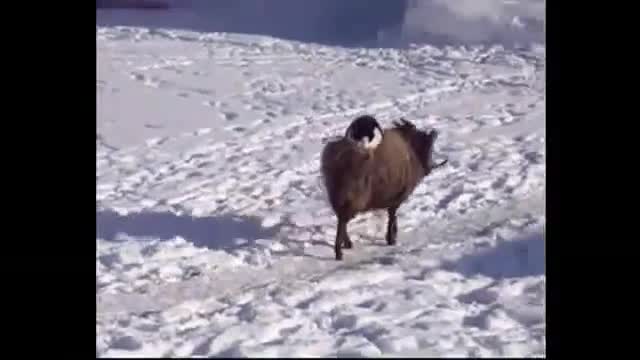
[222,111,239,121]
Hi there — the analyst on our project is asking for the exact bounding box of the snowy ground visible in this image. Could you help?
[96,20,545,357]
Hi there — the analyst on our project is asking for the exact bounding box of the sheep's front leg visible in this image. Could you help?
[335,217,350,260]
[386,207,398,246]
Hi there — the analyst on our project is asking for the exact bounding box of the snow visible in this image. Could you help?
[97,3,544,357]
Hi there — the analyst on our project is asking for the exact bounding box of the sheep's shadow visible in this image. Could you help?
[442,231,545,279]
[96,210,281,251]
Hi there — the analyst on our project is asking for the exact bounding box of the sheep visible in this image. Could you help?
[320,116,447,260]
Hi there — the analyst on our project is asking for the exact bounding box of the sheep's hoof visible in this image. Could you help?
[335,252,343,261]
[343,240,353,249]
[386,237,397,246]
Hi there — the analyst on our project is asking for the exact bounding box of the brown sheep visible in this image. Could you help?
[320,117,447,260]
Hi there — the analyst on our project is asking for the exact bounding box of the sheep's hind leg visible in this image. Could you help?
[386,207,398,245]
[342,227,353,249]
[335,217,349,260]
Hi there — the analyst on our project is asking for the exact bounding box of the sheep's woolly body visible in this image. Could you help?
[321,117,444,260]
[321,138,374,217]
[320,128,426,218]
[365,129,425,209]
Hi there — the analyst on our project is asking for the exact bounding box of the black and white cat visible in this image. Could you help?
[344,115,383,150]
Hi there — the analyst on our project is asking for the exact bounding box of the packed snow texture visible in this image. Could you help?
[97,3,545,357]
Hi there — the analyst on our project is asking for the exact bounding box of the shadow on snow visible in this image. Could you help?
[96,0,544,49]
[443,231,545,279]
[97,0,408,48]
[96,210,281,251]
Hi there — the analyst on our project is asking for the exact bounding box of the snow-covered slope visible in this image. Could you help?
[96,22,545,357]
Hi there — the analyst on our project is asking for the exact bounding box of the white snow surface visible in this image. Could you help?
[96,24,545,357]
